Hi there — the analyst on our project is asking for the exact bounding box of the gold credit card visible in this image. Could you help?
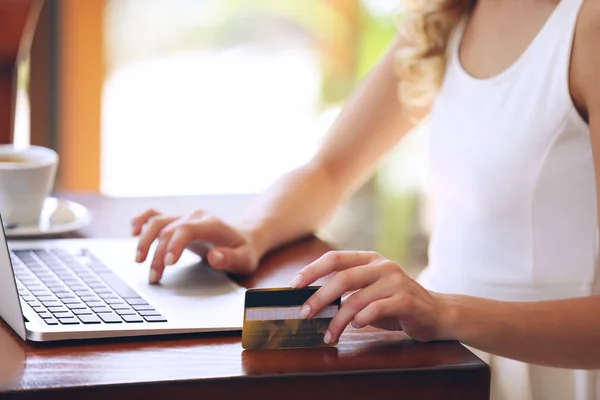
[241,286,341,350]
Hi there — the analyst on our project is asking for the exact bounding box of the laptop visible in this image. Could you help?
[0,224,246,342]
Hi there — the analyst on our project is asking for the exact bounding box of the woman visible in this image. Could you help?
[132,0,600,398]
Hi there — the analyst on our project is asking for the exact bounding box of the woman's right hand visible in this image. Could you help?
[131,209,261,283]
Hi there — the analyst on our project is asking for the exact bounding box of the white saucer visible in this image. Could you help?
[5,197,92,238]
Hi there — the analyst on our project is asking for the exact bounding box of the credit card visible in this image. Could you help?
[242,286,341,350]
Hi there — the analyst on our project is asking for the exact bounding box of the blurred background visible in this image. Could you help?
[13,0,431,276]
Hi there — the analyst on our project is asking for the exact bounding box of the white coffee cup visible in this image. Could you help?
[0,145,58,227]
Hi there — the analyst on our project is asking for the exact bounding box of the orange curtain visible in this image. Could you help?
[56,0,105,191]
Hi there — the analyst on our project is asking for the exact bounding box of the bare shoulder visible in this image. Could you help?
[571,0,600,111]
[577,0,600,43]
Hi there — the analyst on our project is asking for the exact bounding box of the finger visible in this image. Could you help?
[324,283,389,344]
[291,251,380,288]
[301,264,380,319]
[163,224,195,267]
[149,230,172,284]
[131,209,161,236]
[353,298,402,331]
[208,246,255,275]
[136,216,174,262]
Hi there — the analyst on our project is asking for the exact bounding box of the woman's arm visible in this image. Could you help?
[440,295,600,369]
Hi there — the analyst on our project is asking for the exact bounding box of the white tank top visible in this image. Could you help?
[420,0,595,302]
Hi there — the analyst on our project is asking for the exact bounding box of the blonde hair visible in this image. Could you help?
[396,0,475,110]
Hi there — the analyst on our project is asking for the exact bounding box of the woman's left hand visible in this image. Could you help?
[290,251,451,345]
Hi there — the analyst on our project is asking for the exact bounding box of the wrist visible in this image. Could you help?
[433,293,464,341]
[239,224,271,260]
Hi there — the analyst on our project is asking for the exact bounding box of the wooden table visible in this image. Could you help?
[0,193,490,399]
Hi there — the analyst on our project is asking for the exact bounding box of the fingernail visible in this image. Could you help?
[164,252,175,266]
[211,250,224,266]
[351,320,359,329]
[136,250,143,263]
[290,274,303,288]
[149,269,160,284]
[299,304,311,319]
[323,330,332,344]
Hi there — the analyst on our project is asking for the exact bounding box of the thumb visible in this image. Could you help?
[208,246,257,275]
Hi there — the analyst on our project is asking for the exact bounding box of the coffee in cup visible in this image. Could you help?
[0,155,28,163]
[0,145,58,227]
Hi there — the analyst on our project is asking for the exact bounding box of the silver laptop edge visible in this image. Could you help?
[0,216,27,340]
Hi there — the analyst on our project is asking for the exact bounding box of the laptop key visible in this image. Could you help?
[55,292,75,299]
[61,297,80,304]
[80,296,99,302]
[37,295,58,302]
[66,303,87,310]
[44,318,59,325]
[125,298,148,306]
[72,308,93,315]
[30,289,52,297]
[91,307,113,313]
[103,297,123,304]
[98,292,118,299]
[132,304,155,311]
[38,312,54,319]
[122,314,144,323]
[53,311,75,319]
[85,301,106,308]
[47,285,68,292]
[32,306,46,313]
[109,303,130,310]
[98,313,122,324]
[115,308,137,315]
[143,315,167,323]
[58,317,80,325]
[138,310,161,317]
[47,305,69,313]
[78,314,101,324]
[41,300,61,307]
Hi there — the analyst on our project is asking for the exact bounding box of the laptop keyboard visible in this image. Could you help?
[10,248,167,326]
